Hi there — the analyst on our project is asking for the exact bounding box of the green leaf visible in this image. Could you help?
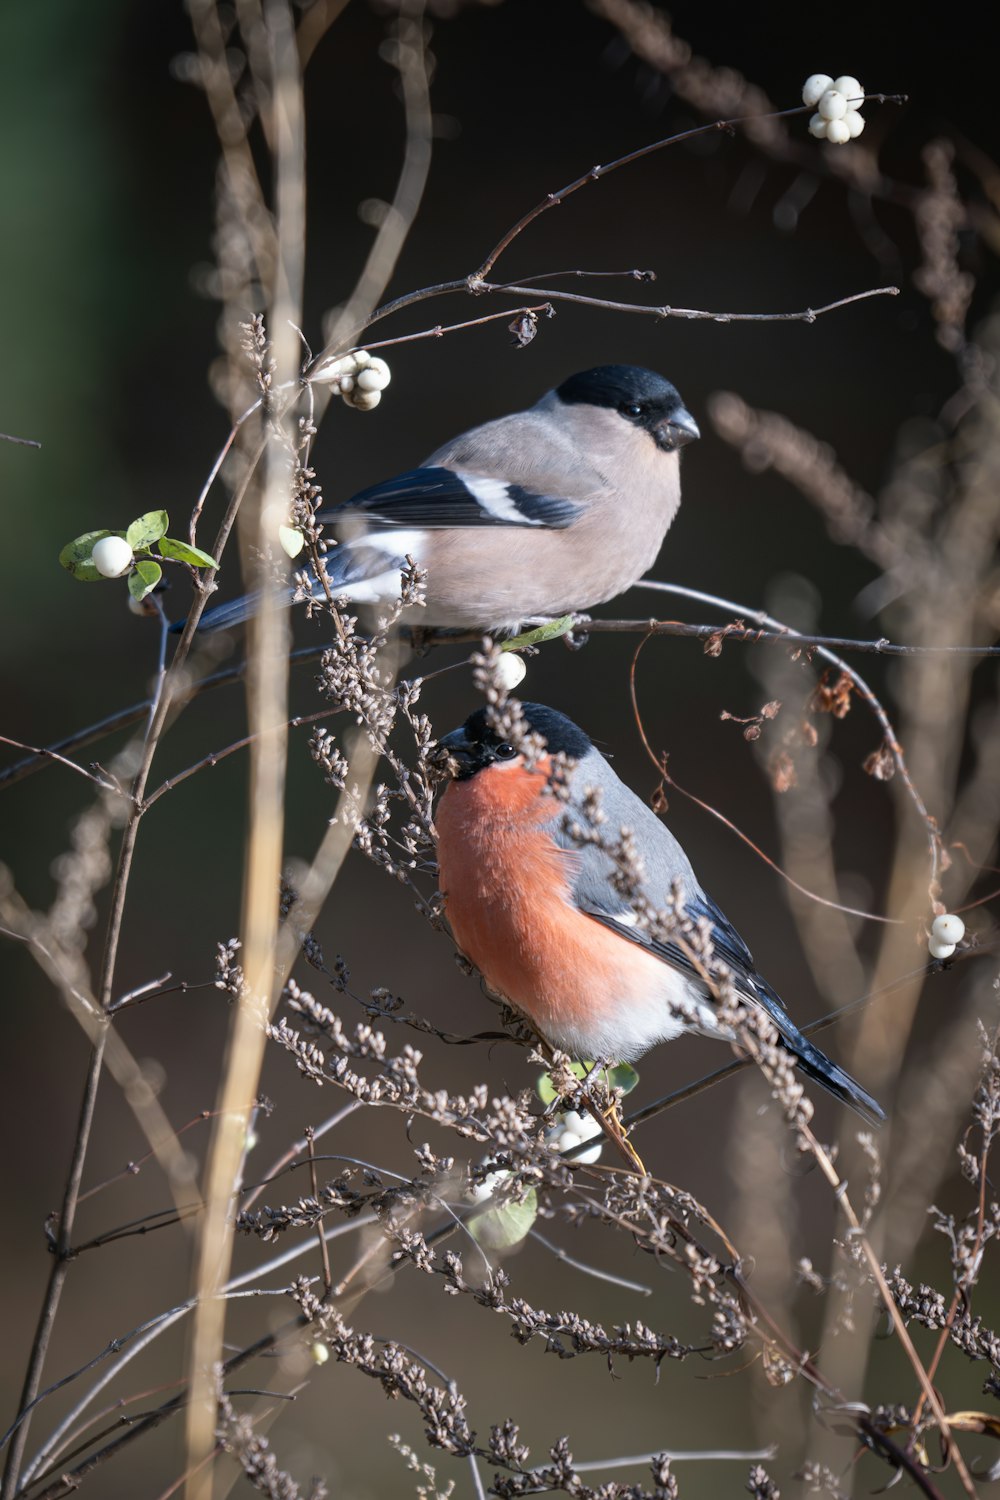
[536,1060,638,1105]
[59,530,118,582]
[158,536,219,569]
[502,615,576,652]
[469,1186,537,1250]
[278,525,305,559]
[607,1062,639,1096]
[126,510,169,550]
[128,559,162,601]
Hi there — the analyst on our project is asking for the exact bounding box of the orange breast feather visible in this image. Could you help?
[436,760,647,1045]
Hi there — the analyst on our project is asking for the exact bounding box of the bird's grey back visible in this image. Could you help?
[548,746,700,916]
[424,392,609,498]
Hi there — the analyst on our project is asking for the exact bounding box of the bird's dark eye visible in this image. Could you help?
[625,402,645,418]
[493,742,517,760]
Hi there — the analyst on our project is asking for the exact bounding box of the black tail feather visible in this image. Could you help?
[750,977,885,1126]
[789,1034,885,1127]
[171,587,276,634]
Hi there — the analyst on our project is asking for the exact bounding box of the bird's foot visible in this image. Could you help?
[502,614,578,652]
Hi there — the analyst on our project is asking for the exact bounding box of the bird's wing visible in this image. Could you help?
[569,845,885,1124]
[551,753,884,1124]
[572,868,765,1001]
[318,466,582,531]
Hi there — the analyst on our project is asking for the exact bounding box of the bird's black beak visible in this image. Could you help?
[655,406,700,452]
[433,726,476,776]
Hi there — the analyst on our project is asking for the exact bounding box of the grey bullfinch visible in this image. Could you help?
[189,364,699,634]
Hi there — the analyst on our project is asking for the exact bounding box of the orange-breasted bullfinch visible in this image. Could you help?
[435,702,885,1126]
[186,365,699,635]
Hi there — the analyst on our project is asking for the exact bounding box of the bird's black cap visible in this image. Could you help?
[555,365,699,451]
[438,702,592,778]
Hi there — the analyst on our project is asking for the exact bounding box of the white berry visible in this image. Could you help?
[547,1109,603,1165]
[92,535,134,578]
[802,74,834,108]
[310,353,353,385]
[825,118,851,145]
[357,363,391,393]
[931,912,965,945]
[819,89,847,120]
[495,652,527,691]
[345,388,381,411]
[310,1342,330,1366]
[808,113,828,139]
[844,111,865,139]
[928,936,956,960]
[466,1168,509,1204]
[351,348,371,367]
[833,76,864,106]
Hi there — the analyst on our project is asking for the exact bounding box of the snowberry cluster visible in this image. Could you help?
[802,74,865,145]
[309,348,392,411]
[928,912,964,960]
[465,1108,604,1212]
[545,1109,604,1165]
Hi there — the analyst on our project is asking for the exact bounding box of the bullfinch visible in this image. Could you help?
[191,364,699,634]
[434,702,885,1127]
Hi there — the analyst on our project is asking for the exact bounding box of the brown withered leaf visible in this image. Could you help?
[761,700,781,720]
[704,630,724,657]
[942,1411,1000,1480]
[651,784,669,814]
[811,670,854,719]
[945,1411,1000,1437]
[509,312,539,348]
[863,741,896,781]
[770,751,797,793]
[801,720,819,748]
[744,724,762,742]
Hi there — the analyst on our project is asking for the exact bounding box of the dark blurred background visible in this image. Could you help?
[1,1,997,1495]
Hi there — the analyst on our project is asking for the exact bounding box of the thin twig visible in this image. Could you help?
[336,301,555,358]
[0,287,273,1500]
[910,1015,1000,1430]
[526,1229,652,1294]
[7,615,995,794]
[345,92,907,345]
[627,630,902,925]
[0,736,121,794]
[355,272,899,342]
[802,1125,979,1499]
[476,278,899,324]
[141,709,336,810]
[315,5,433,358]
[17,1219,371,1490]
[75,1109,218,1205]
[636,581,944,885]
[572,1446,776,1470]
[305,1129,333,1297]
[473,101,905,280]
